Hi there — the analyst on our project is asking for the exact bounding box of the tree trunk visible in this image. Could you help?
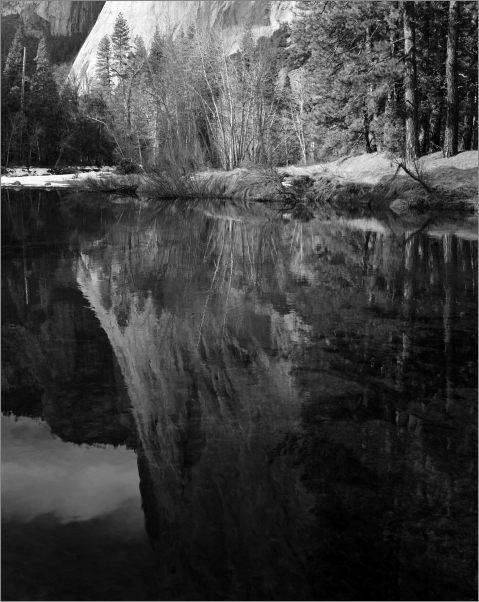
[473,112,478,150]
[384,5,399,152]
[21,46,26,111]
[462,87,477,151]
[430,96,443,150]
[363,98,372,153]
[403,1,419,163]
[364,28,375,154]
[5,130,13,169]
[54,144,65,170]
[443,0,460,158]
[419,8,430,155]
[420,115,429,156]
[430,21,447,151]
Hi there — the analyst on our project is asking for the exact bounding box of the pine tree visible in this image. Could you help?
[111,12,131,80]
[3,24,27,114]
[125,35,148,133]
[34,37,50,71]
[96,35,113,92]
[132,35,147,70]
[3,24,25,89]
[2,25,28,164]
[288,2,402,158]
[29,37,62,164]
[286,0,477,163]
[147,26,164,79]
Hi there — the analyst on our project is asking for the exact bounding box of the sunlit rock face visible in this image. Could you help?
[70,0,295,83]
[1,1,105,35]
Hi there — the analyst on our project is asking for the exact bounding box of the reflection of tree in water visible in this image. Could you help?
[279,230,477,601]
[77,206,315,600]
[2,191,477,600]
[75,204,476,600]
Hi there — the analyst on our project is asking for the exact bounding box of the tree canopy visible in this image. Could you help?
[1,3,477,169]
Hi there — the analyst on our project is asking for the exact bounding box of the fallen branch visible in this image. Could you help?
[395,160,433,193]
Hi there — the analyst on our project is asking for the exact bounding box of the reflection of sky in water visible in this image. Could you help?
[2,415,142,527]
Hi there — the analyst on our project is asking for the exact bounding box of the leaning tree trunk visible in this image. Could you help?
[403,1,419,163]
[443,0,460,158]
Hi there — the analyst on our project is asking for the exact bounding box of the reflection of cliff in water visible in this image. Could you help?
[1,192,136,447]
[76,208,314,600]
[73,202,477,601]
[2,191,477,600]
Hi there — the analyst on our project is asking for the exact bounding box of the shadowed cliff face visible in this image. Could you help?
[1,1,105,35]
[2,190,477,600]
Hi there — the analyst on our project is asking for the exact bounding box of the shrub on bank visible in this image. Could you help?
[117,159,144,175]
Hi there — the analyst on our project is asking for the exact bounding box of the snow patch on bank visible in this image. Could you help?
[1,167,116,188]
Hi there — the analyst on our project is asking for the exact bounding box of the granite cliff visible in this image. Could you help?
[69,1,295,83]
[1,1,105,35]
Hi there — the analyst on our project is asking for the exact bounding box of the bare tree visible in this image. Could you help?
[288,69,308,164]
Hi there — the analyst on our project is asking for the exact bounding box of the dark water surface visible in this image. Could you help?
[2,189,477,601]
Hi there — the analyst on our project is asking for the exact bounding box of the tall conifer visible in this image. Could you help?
[96,35,113,92]
[147,26,164,80]
[29,36,61,163]
[3,23,27,116]
[111,12,131,80]
[3,24,25,88]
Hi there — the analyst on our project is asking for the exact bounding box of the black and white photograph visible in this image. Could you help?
[1,1,477,600]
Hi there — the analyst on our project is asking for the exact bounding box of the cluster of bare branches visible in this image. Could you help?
[86,17,311,173]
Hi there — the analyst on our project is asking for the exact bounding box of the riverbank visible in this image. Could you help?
[1,166,117,188]
[190,150,478,213]
[2,151,477,213]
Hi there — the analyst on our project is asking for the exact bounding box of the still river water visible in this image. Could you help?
[2,189,477,601]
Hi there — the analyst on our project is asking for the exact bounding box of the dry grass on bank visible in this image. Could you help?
[50,150,477,216]
[183,151,478,214]
[140,167,289,202]
[285,150,478,212]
